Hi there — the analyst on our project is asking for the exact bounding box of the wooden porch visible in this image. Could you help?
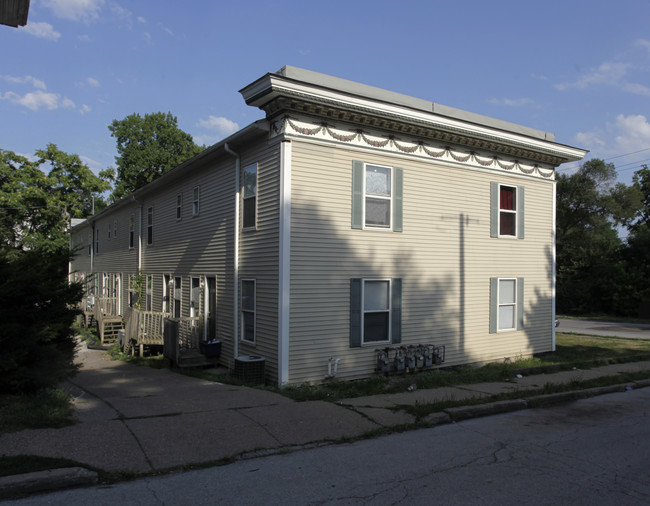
[122,308,171,357]
[163,317,221,368]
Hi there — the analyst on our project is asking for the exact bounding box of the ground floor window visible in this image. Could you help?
[241,279,256,343]
[490,277,524,333]
[350,278,401,347]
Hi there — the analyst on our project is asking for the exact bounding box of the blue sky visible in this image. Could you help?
[2,0,650,185]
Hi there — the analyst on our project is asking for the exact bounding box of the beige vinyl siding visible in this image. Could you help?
[289,140,554,384]
[238,142,281,381]
[133,153,237,363]
[69,224,91,274]
[93,204,139,276]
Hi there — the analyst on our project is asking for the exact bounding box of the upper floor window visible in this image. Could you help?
[147,207,153,245]
[491,183,524,239]
[351,161,403,232]
[95,228,99,253]
[193,186,200,216]
[176,193,182,220]
[129,214,135,249]
[88,231,92,256]
[243,164,257,229]
[113,219,118,239]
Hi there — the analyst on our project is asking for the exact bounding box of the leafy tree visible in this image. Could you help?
[108,112,204,200]
[0,145,108,393]
[556,159,642,315]
[624,165,650,308]
[0,145,110,251]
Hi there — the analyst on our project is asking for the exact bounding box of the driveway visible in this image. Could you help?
[558,319,650,339]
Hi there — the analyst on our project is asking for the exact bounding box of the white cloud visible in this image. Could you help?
[0,75,47,90]
[555,61,629,91]
[159,23,174,36]
[19,21,61,40]
[575,114,650,160]
[42,0,105,23]
[86,77,100,87]
[1,90,75,111]
[612,114,650,154]
[137,16,146,23]
[635,39,650,51]
[80,104,92,114]
[488,97,533,107]
[621,82,650,97]
[198,116,239,136]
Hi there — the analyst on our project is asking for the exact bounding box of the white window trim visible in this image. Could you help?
[361,278,392,345]
[498,184,517,239]
[192,186,200,216]
[240,278,256,344]
[363,163,393,231]
[497,277,517,332]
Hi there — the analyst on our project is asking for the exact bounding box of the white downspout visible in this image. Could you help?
[225,143,240,360]
[137,205,143,272]
[278,140,292,386]
[552,180,557,350]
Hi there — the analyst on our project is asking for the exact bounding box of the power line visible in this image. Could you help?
[557,146,650,173]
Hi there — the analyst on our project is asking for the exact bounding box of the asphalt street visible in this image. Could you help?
[558,318,650,339]
[7,387,650,505]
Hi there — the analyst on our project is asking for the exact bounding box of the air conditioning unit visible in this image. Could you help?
[234,355,265,384]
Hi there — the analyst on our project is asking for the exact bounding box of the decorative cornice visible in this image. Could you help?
[272,116,556,180]
[262,94,569,166]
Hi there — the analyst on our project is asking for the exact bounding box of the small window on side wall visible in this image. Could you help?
[193,186,200,216]
[147,207,153,245]
[176,193,182,220]
[243,164,257,229]
[490,182,525,239]
[241,279,256,343]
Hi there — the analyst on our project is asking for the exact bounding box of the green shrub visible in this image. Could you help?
[0,247,82,394]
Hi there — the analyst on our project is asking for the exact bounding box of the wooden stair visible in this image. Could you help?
[176,349,220,368]
[99,317,123,345]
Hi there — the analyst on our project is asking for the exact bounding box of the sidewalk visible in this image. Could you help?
[2,343,650,498]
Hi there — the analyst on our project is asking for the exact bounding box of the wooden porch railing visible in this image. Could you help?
[124,308,171,356]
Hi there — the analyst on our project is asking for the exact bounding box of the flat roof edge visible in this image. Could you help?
[276,65,553,142]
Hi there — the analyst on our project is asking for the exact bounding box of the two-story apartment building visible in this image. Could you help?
[70,66,587,385]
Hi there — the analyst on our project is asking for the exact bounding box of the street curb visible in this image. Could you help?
[444,399,528,421]
[0,467,98,500]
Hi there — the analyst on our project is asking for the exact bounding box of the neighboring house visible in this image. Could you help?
[69,66,587,385]
[0,0,30,27]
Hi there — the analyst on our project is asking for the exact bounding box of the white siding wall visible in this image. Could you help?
[238,142,281,380]
[288,140,554,384]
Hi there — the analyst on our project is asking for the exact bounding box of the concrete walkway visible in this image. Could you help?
[2,341,650,498]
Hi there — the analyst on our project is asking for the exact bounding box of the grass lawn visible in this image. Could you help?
[275,332,650,401]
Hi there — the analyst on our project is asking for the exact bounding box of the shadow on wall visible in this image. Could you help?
[288,198,554,383]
